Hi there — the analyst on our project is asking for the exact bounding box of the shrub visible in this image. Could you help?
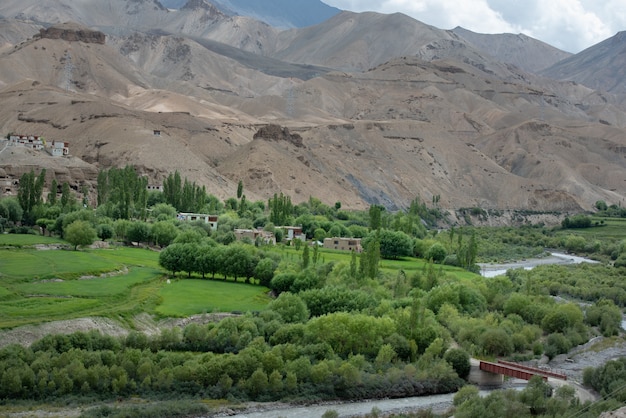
[444,348,471,379]
[425,243,447,263]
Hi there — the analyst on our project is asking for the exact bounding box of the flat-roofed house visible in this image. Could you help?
[177,213,218,231]
[323,237,362,252]
[234,228,276,245]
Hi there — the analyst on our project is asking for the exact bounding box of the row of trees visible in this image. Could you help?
[0,302,466,401]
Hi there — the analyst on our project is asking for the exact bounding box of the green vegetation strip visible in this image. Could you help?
[0,244,275,327]
[15,267,158,298]
[0,234,67,246]
[0,249,122,280]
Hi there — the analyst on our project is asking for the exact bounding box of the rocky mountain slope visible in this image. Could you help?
[0,0,625,214]
[452,27,572,73]
[541,31,626,95]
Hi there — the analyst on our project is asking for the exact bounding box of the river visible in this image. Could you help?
[478,252,599,278]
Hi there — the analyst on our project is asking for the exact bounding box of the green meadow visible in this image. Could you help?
[0,234,67,246]
[0,235,477,329]
[0,240,270,328]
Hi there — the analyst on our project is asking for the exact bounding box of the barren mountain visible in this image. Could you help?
[0,0,625,216]
[541,31,626,95]
[452,27,571,73]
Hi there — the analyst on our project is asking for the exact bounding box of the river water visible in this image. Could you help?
[478,252,599,278]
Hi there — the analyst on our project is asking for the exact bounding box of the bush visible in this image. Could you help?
[425,243,447,263]
[544,333,571,360]
[480,329,514,357]
[444,348,471,379]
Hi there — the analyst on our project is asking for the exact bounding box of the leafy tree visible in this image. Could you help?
[180,243,200,277]
[519,375,552,415]
[64,220,97,250]
[126,221,150,244]
[222,244,256,280]
[151,221,179,247]
[425,242,447,263]
[17,168,46,222]
[369,229,413,259]
[368,204,384,230]
[48,178,58,206]
[255,258,277,287]
[360,233,380,279]
[269,193,293,226]
[60,182,75,210]
[444,348,471,379]
[199,244,224,279]
[480,328,514,356]
[97,224,114,241]
[151,203,178,220]
[302,244,310,268]
[159,243,186,276]
[173,229,204,244]
[268,292,309,323]
[300,286,378,317]
[96,166,147,219]
[562,214,592,229]
[270,272,298,294]
[237,180,243,199]
[0,197,23,224]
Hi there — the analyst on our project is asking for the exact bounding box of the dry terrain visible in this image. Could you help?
[0,0,625,215]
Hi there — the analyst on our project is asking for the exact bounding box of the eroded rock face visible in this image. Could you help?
[39,24,105,44]
[253,124,304,148]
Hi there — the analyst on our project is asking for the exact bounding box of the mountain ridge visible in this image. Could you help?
[0,0,624,214]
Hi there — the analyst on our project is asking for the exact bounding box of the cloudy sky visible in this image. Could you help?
[322,0,626,53]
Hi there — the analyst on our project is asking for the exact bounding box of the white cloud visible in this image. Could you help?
[323,0,626,52]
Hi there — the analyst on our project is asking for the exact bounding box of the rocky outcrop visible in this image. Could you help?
[39,23,105,44]
[253,124,304,148]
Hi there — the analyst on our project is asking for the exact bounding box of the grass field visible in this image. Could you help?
[0,234,67,246]
[276,246,479,280]
[156,279,271,317]
[0,234,478,329]
[0,237,274,329]
[574,218,626,240]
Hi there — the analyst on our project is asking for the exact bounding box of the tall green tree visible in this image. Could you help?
[64,220,97,250]
[47,178,58,206]
[368,204,384,231]
[269,192,293,225]
[17,168,46,221]
[60,182,74,210]
[237,180,244,199]
[97,166,148,219]
[302,244,310,269]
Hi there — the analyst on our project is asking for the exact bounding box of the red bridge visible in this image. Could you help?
[480,360,567,381]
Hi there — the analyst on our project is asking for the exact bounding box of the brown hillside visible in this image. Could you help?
[0,2,625,214]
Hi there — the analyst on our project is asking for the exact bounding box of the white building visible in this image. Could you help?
[177,213,218,231]
[48,140,69,156]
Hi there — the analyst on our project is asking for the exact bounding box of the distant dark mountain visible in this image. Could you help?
[159,0,341,28]
[452,27,571,73]
[540,31,626,95]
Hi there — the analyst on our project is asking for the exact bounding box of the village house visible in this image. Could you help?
[323,237,362,252]
[9,134,45,150]
[234,228,276,245]
[177,213,218,231]
[278,226,306,243]
[48,140,70,156]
